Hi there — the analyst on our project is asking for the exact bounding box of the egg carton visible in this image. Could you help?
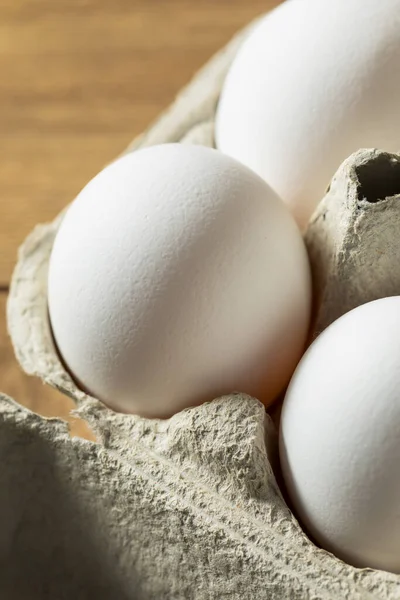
[5,14,400,600]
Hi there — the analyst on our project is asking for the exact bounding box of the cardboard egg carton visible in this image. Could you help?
[5,17,400,599]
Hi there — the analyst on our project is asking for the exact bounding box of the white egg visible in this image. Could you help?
[48,144,311,418]
[280,297,400,573]
[216,0,400,229]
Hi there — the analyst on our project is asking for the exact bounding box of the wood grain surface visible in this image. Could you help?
[0,0,281,435]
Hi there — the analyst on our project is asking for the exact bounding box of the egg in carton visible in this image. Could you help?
[4,10,400,600]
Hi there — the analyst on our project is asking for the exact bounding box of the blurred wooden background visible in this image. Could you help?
[0,0,281,437]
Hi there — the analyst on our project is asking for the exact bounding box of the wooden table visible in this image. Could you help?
[0,0,281,438]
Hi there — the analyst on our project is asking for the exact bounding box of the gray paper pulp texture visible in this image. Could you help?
[5,16,400,600]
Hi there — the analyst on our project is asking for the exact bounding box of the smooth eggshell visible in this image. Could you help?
[48,144,311,418]
[280,297,400,573]
[216,0,400,228]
